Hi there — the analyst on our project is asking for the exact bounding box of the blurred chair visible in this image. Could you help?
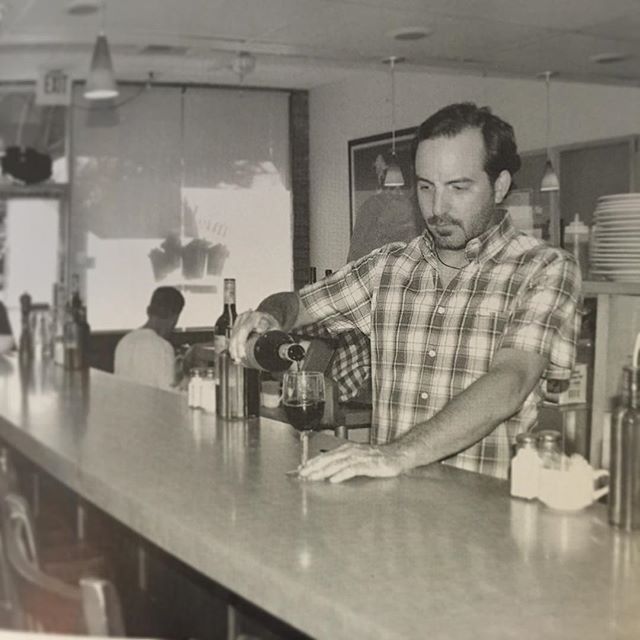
[0,492,124,634]
[0,447,107,587]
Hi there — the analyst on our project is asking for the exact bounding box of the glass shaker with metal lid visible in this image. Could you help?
[514,432,538,453]
[510,432,541,500]
[536,430,563,470]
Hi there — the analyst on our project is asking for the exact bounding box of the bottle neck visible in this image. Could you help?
[223,279,236,306]
[222,303,237,319]
[278,343,305,363]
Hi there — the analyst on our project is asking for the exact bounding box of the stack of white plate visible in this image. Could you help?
[589,193,640,282]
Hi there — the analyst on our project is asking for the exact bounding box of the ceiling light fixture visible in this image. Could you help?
[383,56,405,188]
[388,26,432,41]
[589,52,630,65]
[83,0,118,100]
[539,71,559,193]
[66,0,100,16]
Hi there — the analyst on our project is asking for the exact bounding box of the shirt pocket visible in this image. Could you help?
[462,305,508,361]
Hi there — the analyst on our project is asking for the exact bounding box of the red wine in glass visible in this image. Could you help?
[284,401,325,432]
[282,371,325,467]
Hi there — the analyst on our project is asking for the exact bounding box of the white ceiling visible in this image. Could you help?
[2,0,640,88]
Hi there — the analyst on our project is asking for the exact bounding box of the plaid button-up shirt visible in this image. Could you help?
[300,214,582,478]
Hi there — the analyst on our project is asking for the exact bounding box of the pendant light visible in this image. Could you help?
[383,56,405,188]
[84,0,119,100]
[540,71,559,192]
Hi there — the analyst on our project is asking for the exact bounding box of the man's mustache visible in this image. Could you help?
[426,215,461,227]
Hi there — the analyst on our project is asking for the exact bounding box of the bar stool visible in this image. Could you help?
[0,492,124,634]
[0,447,108,588]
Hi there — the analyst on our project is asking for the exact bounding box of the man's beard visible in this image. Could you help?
[426,215,466,250]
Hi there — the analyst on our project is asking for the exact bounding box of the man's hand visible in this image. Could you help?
[228,310,281,362]
[298,443,409,483]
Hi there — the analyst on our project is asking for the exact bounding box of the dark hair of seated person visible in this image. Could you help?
[147,287,185,320]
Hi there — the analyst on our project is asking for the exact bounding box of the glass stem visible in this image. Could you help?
[301,431,310,466]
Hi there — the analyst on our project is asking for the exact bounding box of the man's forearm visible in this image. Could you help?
[386,359,541,471]
[257,292,313,331]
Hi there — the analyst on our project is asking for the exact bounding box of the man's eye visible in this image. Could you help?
[452,184,469,191]
[419,184,432,191]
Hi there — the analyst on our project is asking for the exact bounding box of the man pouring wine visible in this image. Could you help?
[230,102,582,483]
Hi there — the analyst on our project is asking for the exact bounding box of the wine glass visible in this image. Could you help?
[282,371,325,468]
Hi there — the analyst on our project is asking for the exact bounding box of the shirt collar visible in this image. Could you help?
[420,211,517,264]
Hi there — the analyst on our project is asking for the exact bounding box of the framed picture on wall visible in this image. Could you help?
[347,127,424,261]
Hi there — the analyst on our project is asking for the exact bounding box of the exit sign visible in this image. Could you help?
[36,68,72,106]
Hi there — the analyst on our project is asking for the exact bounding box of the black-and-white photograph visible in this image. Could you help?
[0,2,638,639]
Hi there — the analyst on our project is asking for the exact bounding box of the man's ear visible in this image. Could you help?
[493,170,512,204]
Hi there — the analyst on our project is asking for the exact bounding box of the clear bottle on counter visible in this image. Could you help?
[564,212,590,279]
[216,328,246,419]
[18,293,33,363]
[536,430,563,470]
[609,365,640,530]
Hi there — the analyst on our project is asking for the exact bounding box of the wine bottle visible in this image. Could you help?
[243,330,306,372]
[64,276,90,370]
[213,278,237,353]
[70,273,82,315]
[75,304,91,370]
[18,293,33,363]
[63,301,80,370]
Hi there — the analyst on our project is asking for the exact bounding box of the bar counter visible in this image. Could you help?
[0,355,637,640]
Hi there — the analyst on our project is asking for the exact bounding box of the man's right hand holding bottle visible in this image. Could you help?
[229,310,281,364]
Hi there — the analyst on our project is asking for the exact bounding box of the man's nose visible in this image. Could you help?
[432,189,449,217]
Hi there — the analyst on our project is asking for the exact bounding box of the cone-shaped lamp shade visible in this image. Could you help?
[540,158,560,192]
[84,33,119,100]
[384,161,405,188]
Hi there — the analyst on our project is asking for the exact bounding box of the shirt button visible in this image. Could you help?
[428,349,436,358]
[420,392,429,400]
[437,306,445,314]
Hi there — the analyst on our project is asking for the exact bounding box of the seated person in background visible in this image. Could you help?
[114,287,185,389]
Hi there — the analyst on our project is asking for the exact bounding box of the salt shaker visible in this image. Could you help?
[188,368,203,409]
[510,432,540,500]
[202,368,217,414]
[536,430,563,470]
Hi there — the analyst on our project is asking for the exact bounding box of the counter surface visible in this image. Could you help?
[0,357,637,640]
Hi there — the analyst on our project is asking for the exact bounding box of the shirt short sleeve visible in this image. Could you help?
[300,245,397,336]
[498,251,582,380]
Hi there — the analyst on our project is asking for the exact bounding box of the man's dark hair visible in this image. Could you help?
[147,287,185,319]
[413,102,521,183]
